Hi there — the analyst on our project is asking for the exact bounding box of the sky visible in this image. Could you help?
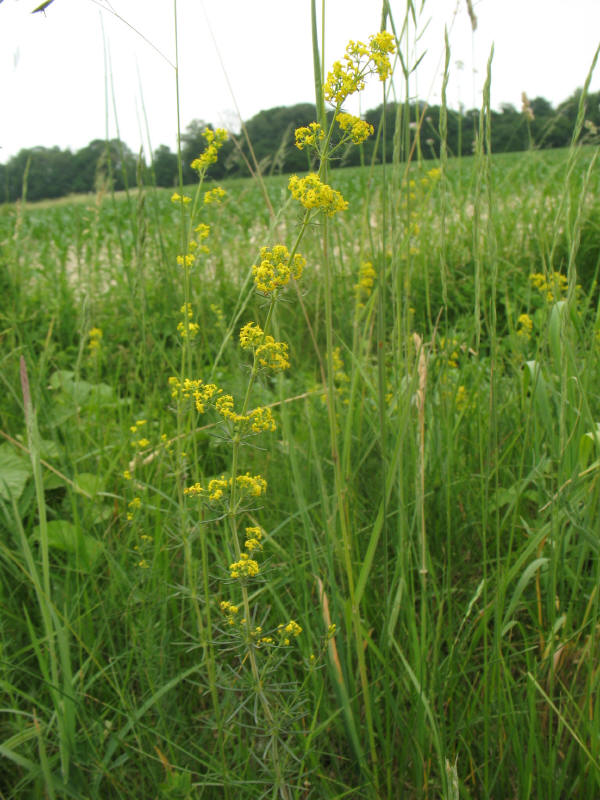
[1,0,599,163]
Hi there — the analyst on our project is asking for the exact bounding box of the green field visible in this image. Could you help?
[2,28,600,800]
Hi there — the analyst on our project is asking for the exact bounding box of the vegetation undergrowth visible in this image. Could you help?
[1,1,600,798]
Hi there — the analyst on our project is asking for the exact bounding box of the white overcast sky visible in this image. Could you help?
[1,0,599,163]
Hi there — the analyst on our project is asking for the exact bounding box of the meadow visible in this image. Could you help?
[1,18,600,800]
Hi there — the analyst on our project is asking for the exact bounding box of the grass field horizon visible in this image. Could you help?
[1,5,600,799]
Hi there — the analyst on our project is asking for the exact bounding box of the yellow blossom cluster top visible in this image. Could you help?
[288,173,348,216]
[294,121,325,151]
[439,337,461,369]
[229,553,260,580]
[239,322,290,371]
[252,245,305,294]
[227,525,266,581]
[129,419,150,449]
[215,394,277,434]
[354,261,376,301]
[191,127,228,171]
[529,271,571,303]
[324,31,395,106]
[517,313,533,339]
[177,303,200,339]
[184,472,267,502]
[244,525,263,553]
[203,186,227,205]
[176,223,211,268]
[220,599,240,625]
[277,620,303,645]
[168,376,222,413]
[169,376,276,433]
[170,192,191,205]
[88,327,103,354]
[336,112,374,144]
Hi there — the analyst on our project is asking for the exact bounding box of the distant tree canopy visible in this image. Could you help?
[2,88,599,203]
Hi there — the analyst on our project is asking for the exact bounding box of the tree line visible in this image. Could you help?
[1,89,598,203]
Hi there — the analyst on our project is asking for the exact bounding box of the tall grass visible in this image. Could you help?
[1,2,600,798]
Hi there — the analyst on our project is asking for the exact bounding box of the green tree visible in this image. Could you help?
[152,144,178,187]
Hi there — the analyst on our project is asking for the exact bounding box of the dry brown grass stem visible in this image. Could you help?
[316,576,344,688]
[413,333,428,577]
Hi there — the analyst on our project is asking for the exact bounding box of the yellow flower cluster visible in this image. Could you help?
[168,376,221,413]
[195,223,210,243]
[288,173,348,216]
[246,406,277,433]
[229,553,260,579]
[176,253,194,268]
[277,620,303,645]
[529,271,568,303]
[127,496,141,522]
[336,112,374,144]
[129,419,150,449]
[184,472,267,502]
[517,313,533,339]
[170,192,191,205]
[294,121,325,150]
[324,31,395,106]
[223,526,266,584]
[88,327,103,354]
[190,127,228,171]
[220,599,240,625]
[439,337,461,369]
[204,186,227,205]
[176,224,211,268]
[455,385,469,412]
[215,394,276,433]
[239,321,265,349]
[206,477,229,501]
[132,534,153,567]
[244,525,263,553]
[235,472,268,497]
[252,245,305,294]
[239,322,290,371]
[257,340,290,371]
[332,346,350,402]
[177,303,200,339]
[354,261,376,301]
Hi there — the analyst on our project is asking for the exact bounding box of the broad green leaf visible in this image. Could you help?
[74,472,104,497]
[33,519,103,571]
[579,423,600,469]
[0,443,32,501]
[502,557,548,636]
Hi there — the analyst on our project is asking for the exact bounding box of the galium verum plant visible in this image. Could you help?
[164,31,395,796]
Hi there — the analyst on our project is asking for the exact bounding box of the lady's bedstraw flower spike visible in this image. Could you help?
[171,192,191,205]
[294,121,325,151]
[277,620,303,645]
[191,127,228,171]
[204,186,227,205]
[88,327,103,354]
[336,112,374,145]
[252,245,305,294]
[183,472,267,503]
[369,31,396,80]
[239,322,290,371]
[324,32,395,106]
[229,553,259,580]
[288,173,348,216]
